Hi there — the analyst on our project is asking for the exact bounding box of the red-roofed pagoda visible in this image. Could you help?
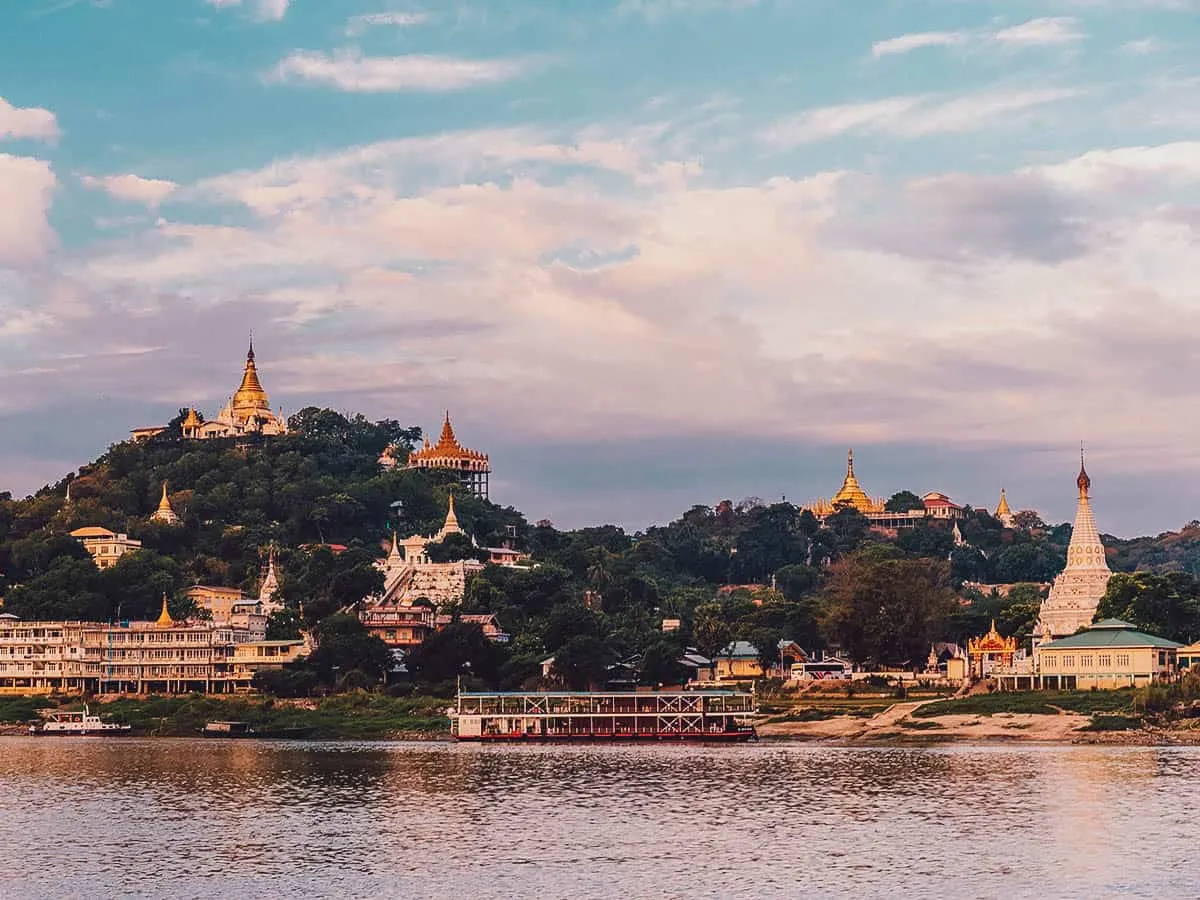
[402,412,491,499]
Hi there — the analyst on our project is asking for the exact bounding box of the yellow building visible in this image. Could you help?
[1178,642,1200,670]
[1035,619,1180,689]
[0,600,307,695]
[230,639,308,689]
[70,526,143,570]
[715,641,765,680]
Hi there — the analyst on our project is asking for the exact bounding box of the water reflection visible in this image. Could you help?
[1,739,1198,898]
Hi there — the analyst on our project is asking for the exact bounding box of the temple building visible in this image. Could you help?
[805,449,965,530]
[150,481,181,526]
[131,339,287,443]
[361,496,523,648]
[967,620,1018,680]
[995,488,1015,528]
[385,412,491,500]
[1035,454,1112,641]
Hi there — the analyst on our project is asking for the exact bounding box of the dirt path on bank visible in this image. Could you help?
[757,697,1093,743]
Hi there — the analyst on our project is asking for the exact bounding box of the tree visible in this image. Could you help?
[885,491,924,513]
[640,640,687,686]
[693,602,732,658]
[991,542,1064,584]
[551,635,614,690]
[407,622,505,685]
[266,609,303,641]
[774,564,818,601]
[1012,509,1046,531]
[279,546,384,625]
[1097,572,1200,643]
[424,532,486,563]
[819,548,957,668]
[305,613,392,687]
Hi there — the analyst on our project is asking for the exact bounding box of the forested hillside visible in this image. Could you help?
[3,410,1200,691]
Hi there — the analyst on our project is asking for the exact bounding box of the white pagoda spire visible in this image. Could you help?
[1036,448,1112,639]
[258,549,281,610]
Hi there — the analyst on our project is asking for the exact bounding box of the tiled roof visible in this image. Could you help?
[1041,619,1182,650]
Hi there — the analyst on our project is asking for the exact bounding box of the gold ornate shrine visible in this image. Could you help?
[967,620,1018,679]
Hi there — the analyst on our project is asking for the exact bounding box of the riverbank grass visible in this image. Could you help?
[0,693,451,739]
[912,690,1136,719]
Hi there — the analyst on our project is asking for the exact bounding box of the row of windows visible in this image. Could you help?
[1050,652,1135,669]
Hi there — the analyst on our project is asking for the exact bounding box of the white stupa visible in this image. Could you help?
[1036,452,1112,639]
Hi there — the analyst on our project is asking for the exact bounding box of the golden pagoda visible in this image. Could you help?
[809,449,886,516]
[154,594,175,628]
[232,338,271,417]
[995,487,1014,527]
[397,412,491,499]
[130,338,287,443]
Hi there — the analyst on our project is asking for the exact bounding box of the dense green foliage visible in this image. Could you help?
[1097,572,1200,644]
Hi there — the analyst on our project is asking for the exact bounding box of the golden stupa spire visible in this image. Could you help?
[444,492,460,531]
[1077,442,1091,499]
[996,487,1012,518]
[157,480,172,513]
[232,334,270,414]
[438,410,458,447]
[829,448,879,513]
[155,594,175,628]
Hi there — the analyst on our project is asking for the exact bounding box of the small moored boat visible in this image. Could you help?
[30,705,132,736]
[202,720,315,739]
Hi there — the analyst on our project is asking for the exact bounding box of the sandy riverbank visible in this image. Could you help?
[757,700,1200,746]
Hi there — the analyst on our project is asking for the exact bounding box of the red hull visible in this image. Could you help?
[455,730,757,743]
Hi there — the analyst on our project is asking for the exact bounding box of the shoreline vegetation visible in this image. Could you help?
[3,686,1200,745]
[0,693,451,740]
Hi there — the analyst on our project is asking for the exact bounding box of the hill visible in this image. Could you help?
[5,411,1200,690]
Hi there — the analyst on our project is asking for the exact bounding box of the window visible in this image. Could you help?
[1081,655,1094,668]
[1064,655,1075,668]
[1116,654,1131,667]
[1099,655,1111,667]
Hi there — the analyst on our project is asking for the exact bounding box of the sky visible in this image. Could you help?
[2,0,1200,536]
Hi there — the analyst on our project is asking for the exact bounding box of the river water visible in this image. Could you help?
[0,738,1195,899]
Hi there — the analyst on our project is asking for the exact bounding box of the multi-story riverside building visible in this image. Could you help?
[0,600,306,695]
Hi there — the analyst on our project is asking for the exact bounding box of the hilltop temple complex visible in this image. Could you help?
[381,412,491,500]
[1035,454,1112,641]
[131,339,288,442]
[806,449,966,530]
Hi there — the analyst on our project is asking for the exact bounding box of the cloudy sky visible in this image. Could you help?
[2,0,1200,535]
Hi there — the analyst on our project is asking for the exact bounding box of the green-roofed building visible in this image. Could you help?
[1033,619,1181,690]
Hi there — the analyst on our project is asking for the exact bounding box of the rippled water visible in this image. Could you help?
[0,738,1197,898]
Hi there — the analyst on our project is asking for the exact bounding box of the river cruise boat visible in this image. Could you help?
[451,690,757,742]
[30,705,131,736]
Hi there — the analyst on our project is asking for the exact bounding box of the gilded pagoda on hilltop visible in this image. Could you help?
[131,338,287,442]
[383,412,491,499]
[809,449,887,516]
[804,448,966,530]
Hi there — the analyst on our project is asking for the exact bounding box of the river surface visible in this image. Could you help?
[0,738,1196,899]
